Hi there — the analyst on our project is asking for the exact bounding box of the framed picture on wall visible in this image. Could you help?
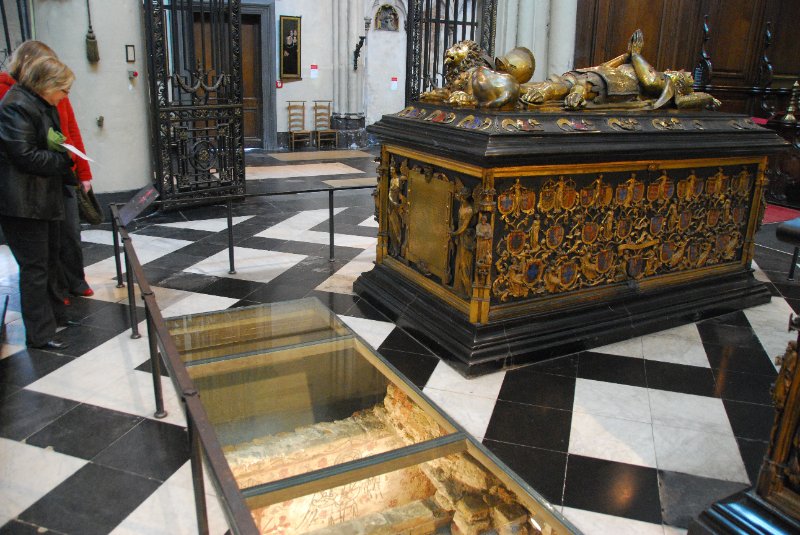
[280,16,301,80]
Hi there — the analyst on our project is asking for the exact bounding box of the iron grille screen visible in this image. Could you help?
[0,0,32,69]
[405,0,497,102]
[144,0,245,205]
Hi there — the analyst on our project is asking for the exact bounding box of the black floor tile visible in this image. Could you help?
[26,403,143,460]
[563,455,662,524]
[772,281,800,300]
[483,439,567,505]
[484,400,572,452]
[229,299,261,309]
[498,369,576,410]
[92,418,190,481]
[81,243,116,266]
[737,437,770,484]
[135,353,170,377]
[306,290,359,316]
[577,351,647,388]
[132,225,211,241]
[723,398,774,441]
[235,235,289,251]
[244,280,313,303]
[696,320,760,348]
[144,251,207,272]
[0,382,22,400]
[202,277,265,299]
[174,239,229,258]
[0,519,62,534]
[0,348,74,388]
[699,310,751,328]
[17,462,161,535]
[378,347,439,389]
[0,390,79,441]
[644,360,718,397]
[49,324,128,357]
[378,328,433,356]
[345,298,392,322]
[702,342,777,377]
[712,368,775,405]
[151,272,212,294]
[80,303,143,333]
[520,354,579,378]
[658,470,748,529]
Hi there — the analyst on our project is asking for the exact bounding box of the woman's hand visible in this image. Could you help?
[81,180,92,192]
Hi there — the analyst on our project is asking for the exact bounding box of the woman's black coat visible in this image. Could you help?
[0,84,72,220]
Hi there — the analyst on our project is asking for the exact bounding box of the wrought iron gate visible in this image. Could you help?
[405,0,497,102]
[143,0,245,206]
[0,0,32,69]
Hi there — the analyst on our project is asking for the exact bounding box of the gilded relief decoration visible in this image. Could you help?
[383,155,493,299]
[492,165,756,302]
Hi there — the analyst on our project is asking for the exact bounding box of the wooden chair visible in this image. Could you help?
[313,100,338,149]
[288,101,312,150]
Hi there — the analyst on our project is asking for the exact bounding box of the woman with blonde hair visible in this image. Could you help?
[0,40,96,303]
[0,55,75,349]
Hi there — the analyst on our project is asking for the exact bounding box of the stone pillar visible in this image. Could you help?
[547,0,578,78]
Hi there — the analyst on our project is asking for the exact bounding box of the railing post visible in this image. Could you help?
[188,413,210,535]
[227,198,236,274]
[123,241,141,339]
[144,299,167,418]
[111,208,125,288]
[329,189,335,262]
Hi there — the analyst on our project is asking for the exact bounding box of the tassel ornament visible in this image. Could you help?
[85,0,99,63]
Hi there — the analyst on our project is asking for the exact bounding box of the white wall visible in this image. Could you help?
[274,0,335,130]
[32,0,151,194]
[364,1,406,125]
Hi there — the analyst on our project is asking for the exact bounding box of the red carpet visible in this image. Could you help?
[763,204,800,224]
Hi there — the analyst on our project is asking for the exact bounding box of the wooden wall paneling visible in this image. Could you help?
[701,0,766,85]
[764,0,800,87]
[573,0,598,70]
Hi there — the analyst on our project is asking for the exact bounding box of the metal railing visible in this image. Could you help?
[110,202,259,535]
[111,184,375,338]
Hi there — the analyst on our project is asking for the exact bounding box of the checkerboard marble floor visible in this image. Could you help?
[1,149,798,534]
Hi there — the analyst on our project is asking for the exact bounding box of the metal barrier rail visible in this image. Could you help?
[111,184,376,338]
[110,204,260,535]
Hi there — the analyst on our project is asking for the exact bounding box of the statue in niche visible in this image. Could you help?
[521,29,721,110]
[451,187,476,296]
[420,40,535,109]
[387,164,408,257]
[375,5,399,31]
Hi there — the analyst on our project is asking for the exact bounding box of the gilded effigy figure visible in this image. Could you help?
[420,40,535,109]
[521,29,721,110]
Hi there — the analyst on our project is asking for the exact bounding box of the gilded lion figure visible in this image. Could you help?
[420,40,535,109]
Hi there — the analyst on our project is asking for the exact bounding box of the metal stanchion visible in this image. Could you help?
[188,415,210,535]
[145,301,167,418]
[123,242,141,339]
[111,211,125,288]
[329,189,335,261]
[227,199,236,274]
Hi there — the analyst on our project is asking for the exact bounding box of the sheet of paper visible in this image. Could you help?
[61,142,94,162]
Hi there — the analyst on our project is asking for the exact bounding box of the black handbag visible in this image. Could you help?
[76,185,104,225]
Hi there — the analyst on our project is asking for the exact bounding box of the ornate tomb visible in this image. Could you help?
[355,34,789,376]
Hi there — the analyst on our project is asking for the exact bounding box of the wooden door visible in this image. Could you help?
[242,13,263,148]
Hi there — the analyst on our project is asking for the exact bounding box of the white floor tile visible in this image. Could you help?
[81,231,192,264]
[561,507,665,535]
[315,249,376,295]
[111,461,229,535]
[745,298,796,371]
[652,425,749,483]
[572,379,651,423]
[26,352,133,404]
[424,361,505,400]
[568,412,657,468]
[156,215,254,233]
[664,526,689,535]
[648,390,733,435]
[422,387,497,439]
[160,293,240,318]
[594,336,644,358]
[641,324,710,368]
[0,438,87,521]
[256,208,376,249]
[184,247,306,284]
[337,314,394,349]
[246,162,363,179]
[359,216,379,228]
